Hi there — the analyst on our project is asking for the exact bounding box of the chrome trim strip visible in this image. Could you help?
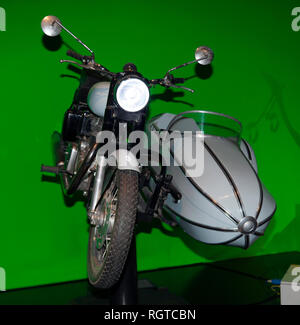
[241,139,252,161]
[166,206,243,246]
[204,142,246,219]
[165,206,238,233]
[211,234,244,246]
[258,217,272,227]
[257,206,277,227]
[239,149,263,220]
[244,235,249,249]
[183,170,239,225]
[254,231,263,236]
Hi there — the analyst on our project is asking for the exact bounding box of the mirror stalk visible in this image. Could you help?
[166,57,207,76]
[55,20,94,58]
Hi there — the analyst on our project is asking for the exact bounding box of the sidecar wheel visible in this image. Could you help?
[88,170,138,289]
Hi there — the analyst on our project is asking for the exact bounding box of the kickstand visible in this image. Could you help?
[109,234,138,305]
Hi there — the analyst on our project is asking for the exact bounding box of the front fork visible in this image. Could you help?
[88,152,107,225]
[88,148,141,225]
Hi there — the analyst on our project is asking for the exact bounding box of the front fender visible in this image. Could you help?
[109,149,141,173]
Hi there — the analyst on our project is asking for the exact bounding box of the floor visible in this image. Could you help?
[0,251,299,305]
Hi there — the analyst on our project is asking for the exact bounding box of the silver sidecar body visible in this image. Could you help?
[144,111,276,249]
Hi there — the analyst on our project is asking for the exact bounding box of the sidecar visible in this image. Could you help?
[143,111,276,249]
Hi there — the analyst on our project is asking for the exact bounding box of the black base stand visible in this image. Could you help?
[109,235,138,305]
[72,230,187,305]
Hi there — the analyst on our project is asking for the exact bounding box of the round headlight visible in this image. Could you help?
[116,78,150,112]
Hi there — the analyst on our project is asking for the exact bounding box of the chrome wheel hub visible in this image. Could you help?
[92,180,118,262]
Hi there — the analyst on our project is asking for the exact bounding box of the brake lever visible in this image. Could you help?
[150,74,195,93]
[60,59,116,78]
[169,84,195,93]
[60,59,91,69]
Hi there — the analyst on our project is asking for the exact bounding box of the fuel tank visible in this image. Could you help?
[146,111,276,249]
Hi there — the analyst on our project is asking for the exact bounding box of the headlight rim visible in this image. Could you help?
[114,76,150,113]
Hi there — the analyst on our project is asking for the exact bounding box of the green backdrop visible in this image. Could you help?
[1,0,300,290]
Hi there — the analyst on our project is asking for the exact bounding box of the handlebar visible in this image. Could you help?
[62,50,114,77]
[149,74,194,91]
[150,75,184,86]
[173,77,185,85]
[63,51,191,91]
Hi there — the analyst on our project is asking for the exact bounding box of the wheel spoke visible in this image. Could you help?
[92,179,117,263]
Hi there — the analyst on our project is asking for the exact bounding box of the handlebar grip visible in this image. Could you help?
[173,78,185,84]
[41,164,60,174]
[66,49,85,62]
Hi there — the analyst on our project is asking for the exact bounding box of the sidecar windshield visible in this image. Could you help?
[167,110,242,144]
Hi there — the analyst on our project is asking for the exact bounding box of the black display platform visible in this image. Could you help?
[0,251,299,305]
[72,279,187,305]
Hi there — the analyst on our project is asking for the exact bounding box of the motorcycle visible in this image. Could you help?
[40,15,276,289]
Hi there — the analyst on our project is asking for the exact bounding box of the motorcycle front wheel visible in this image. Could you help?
[87,169,139,289]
